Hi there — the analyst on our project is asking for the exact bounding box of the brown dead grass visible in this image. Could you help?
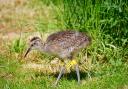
[0,0,57,34]
[0,0,57,56]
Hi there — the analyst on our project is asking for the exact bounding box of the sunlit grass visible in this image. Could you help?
[0,55,128,89]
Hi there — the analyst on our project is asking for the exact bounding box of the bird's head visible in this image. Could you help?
[24,37,44,57]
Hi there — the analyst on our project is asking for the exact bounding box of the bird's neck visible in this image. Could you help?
[38,43,47,53]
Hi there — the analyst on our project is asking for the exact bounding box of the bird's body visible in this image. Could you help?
[41,30,90,59]
[24,30,91,85]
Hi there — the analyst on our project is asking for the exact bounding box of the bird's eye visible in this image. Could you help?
[31,43,36,46]
[31,44,34,46]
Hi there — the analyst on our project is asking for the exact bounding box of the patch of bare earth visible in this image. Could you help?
[0,0,35,34]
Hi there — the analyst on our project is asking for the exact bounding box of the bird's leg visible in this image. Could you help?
[87,71,92,79]
[75,64,80,84]
[55,65,65,85]
[65,59,81,84]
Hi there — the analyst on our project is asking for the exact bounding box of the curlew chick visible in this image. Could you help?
[24,30,91,85]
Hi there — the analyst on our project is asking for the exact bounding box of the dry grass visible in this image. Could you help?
[0,0,58,61]
[0,0,58,34]
[0,0,58,74]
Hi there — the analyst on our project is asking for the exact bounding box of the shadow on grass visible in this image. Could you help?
[52,70,94,81]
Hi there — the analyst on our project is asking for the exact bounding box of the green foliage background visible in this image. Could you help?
[63,0,128,47]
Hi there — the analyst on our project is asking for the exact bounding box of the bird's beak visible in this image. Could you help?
[24,47,31,58]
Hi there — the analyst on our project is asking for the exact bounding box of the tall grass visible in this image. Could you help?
[100,0,128,47]
[62,0,128,64]
[63,0,128,46]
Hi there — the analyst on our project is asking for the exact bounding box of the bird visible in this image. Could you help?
[24,30,91,85]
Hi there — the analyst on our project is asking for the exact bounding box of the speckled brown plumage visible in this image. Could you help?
[43,30,91,59]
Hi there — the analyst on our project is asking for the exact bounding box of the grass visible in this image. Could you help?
[0,0,128,89]
[0,55,128,89]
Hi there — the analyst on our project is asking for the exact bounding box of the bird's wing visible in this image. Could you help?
[46,30,89,51]
[44,30,91,58]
